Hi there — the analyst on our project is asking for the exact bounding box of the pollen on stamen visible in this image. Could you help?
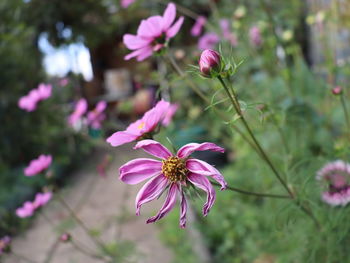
[162,156,188,183]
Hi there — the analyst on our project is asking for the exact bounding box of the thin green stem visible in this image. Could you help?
[271,113,290,154]
[340,94,350,135]
[211,181,290,199]
[217,76,294,198]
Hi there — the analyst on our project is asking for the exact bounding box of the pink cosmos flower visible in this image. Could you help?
[0,236,11,255]
[16,201,36,218]
[107,100,177,147]
[198,32,220,50]
[68,98,88,127]
[219,19,238,46]
[18,83,52,112]
[199,49,221,77]
[123,3,184,61]
[249,26,262,47]
[317,160,350,206]
[191,16,206,37]
[24,154,52,176]
[119,139,227,228]
[87,101,107,129]
[121,0,135,8]
[33,192,52,208]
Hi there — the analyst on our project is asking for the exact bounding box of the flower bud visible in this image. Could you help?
[199,49,221,78]
[60,233,71,243]
[332,86,343,95]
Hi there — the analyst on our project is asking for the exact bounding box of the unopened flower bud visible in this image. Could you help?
[332,86,343,95]
[199,49,221,78]
[60,233,71,243]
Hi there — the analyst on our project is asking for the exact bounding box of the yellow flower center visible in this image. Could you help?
[162,156,188,183]
[137,122,145,130]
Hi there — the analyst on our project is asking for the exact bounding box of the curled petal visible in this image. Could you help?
[186,159,227,190]
[166,16,184,39]
[162,2,176,31]
[187,173,216,216]
[119,158,162,185]
[177,142,225,158]
[134,140,172,159]
[106,131,139,147]
[179,188,187,228]
[146,183,178,224]
[135,174,168,215]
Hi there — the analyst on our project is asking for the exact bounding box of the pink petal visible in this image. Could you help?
[179,188,187,228]
[162,2,176,31]
[162,103,178,126]
[146,183,178,224]
[186,159,227,190]
[134,140,172,159]
[123,34,150,50]
[136,47,154,61]
[106,131,139,147]
[137,16,163,39]
[124,46,153,61]
[119,158,162,185]
[177,142,225,158]
[135,174,168,215]
[166,16,184,39]
[187,173,216,216]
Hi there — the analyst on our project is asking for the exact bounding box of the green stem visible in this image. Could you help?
[211,181,290,199]
[217,76,294,198]
[340,94,350,135]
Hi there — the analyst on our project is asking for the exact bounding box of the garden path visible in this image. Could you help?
[4,144,173,263]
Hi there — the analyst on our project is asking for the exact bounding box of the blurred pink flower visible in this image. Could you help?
[119,139,226,227]
[68,98,88,127]
[191,16,206,37]
[219,19,238,46]
[162,104,178,126]
[33,192,52,208]
[16,201,36,218]
[332,86,343,95]
[317,160,350,206]
[18,83,52,112]
[107,100,177,147]
[123,2,184,61]
[87,101,107,129]
[249,26,262,47]
[198,32,220,50]
[59,78,69,87]
[24,154,52,176]
[0,236,11,254]
[121,0,135,8]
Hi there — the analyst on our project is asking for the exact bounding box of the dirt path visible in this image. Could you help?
[4,144,173,263]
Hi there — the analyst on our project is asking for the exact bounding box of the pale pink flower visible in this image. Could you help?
[317,160,350,206]
[0,236,11,254]
[87,101,107,129]
[198,32,220,50]
[219,19,238,46]
[68,98,88,127]
[18,83,52,112]
[59,78,69,87]
[191,16,206,37]
[123,3,184,61]
[121,0,135,8]
[16,201,36,218]
[24,154,52,176]
[119,140,226,228]
[107,100,177,147]
[249,26,262,47]
[332,86,343,95]
[33,192,52,208]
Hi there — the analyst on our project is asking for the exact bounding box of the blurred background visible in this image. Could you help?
[1,0,350,262]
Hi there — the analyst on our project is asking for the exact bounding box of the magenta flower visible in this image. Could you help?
[24,154,52,176]
[123,2,184,61]
[249,26,262,47]
[18,83,52,112]
[199,49,221,77]
[16,201,36,218]
[198,32,220,50]
[87,101,107,129]
[191,16,206,37]
[68,98,88,127]
[107,100,177,147]
[119,139,227,228]
[121,0,135,8]
[219,19,238,47]
[33,192,52,208]
[317,160,350,206]
[0,236,11,255]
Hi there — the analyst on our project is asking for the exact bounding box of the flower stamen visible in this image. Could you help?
[162,156,188,183]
